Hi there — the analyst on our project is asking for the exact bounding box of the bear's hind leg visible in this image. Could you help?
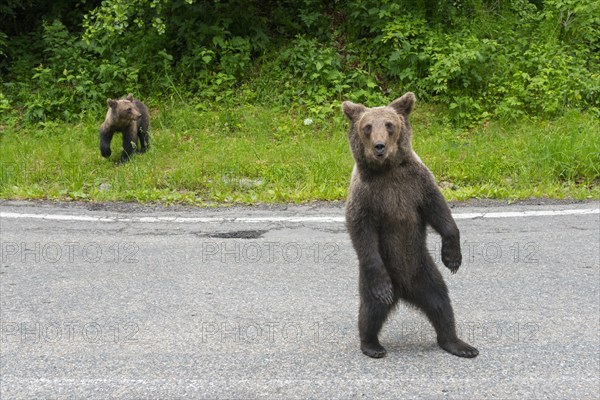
[359,300,392,358]
[409,265,479,358]
[120,128,138,162]
[138,127,149,153]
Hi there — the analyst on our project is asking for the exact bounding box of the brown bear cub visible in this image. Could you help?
[342,92,478,359]
[99,94,150,162]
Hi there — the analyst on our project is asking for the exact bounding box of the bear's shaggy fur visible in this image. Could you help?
[99,94,149,162]
[343,92,478,358]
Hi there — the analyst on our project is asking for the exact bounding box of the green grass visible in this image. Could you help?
[0,104,598,205]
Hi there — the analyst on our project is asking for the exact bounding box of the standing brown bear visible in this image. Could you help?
[342,92,478,359]
[99,94,150,163]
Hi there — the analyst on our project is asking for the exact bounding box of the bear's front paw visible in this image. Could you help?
[442,240,462,274]
[371,275,394,305]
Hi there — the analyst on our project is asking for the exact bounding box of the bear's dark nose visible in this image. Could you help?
[374,142,385,155]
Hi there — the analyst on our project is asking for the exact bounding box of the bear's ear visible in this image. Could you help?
[125,93,134,101]
[107,99,117,108]
[342,101,367,121]
[389,92,416,117]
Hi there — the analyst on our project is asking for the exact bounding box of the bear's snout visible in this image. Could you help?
[374,141,386,156]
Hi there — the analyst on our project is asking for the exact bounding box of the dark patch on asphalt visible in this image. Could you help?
[311,226,347,234]
[205,230,268,239]
[87,203,108,211]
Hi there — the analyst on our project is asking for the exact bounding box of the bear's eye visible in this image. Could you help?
[363,124,372,135]
[385,122,394,133]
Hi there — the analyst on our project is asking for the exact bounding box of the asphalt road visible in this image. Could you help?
[0,200,599,399]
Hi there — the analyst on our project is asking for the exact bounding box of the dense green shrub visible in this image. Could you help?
[23,20,141,121]
[1,0,598,124]
[343,0,599,124]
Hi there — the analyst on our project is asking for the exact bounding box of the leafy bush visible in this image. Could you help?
[7,20,141,122]
[343,0,599,124]
[1,0,598,125]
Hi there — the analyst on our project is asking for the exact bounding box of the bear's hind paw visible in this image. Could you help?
[361,341,387,358]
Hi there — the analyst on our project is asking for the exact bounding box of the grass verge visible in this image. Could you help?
[0,104,598,205]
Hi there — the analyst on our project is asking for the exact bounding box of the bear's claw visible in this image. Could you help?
[442,241,462,273]
[372,281,394,304]
[446,261,460,274]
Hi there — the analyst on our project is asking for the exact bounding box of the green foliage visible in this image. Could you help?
[257,36,383,119]
[0,31,7,57]
[19,20,140,122]
[1,0,598,125]
[0,91,10,117]
[344,0,599,125]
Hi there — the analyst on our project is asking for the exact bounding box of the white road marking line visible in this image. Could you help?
[453,208,600,219]
[0,208,598,224]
